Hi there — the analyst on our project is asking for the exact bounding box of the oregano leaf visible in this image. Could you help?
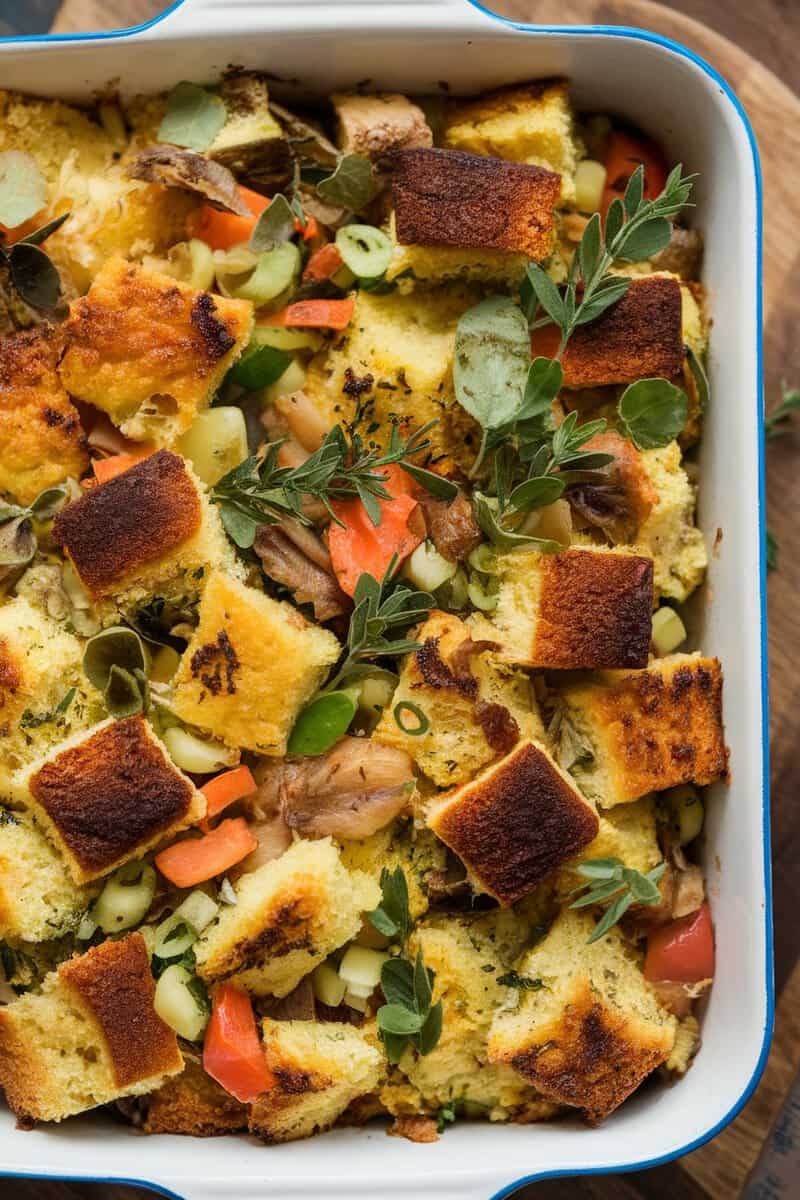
[158,82,227,152]
[250,193,296,252]
[617,377,688,449]
[316,153,378,210]
[453,296,531,431]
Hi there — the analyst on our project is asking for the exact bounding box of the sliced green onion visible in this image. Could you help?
[336,224,393,281]
[232,242,300,305]
[467,577,498,612]
[173,889,219,934]
[91,860,156,934]
[153,914,198,962]
[287,689,359,756]
[467,543,498,575]
[651,606,687,655]
[154,964,210,1041]
[248,325,323,353]
[228,342,292,391]
[393,701,429,737]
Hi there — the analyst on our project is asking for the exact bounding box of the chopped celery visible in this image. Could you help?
[336,224,393,280]
[311,962,347,1008]
[91,861,156,934]
[404,541,457,592]
[177,407,248,486]
[174,890,219,934]
[154,964,209,1041]
[338,945,389,995]
[232,242,300,305]
[162,726,238,774]
[651,606,687,655]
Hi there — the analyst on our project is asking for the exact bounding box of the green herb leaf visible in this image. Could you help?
[472,493,562,554]
[516,356,563,423]
[317,153,378,210]
[380,1030,409,1065]
[587,891,634,943]
[496,971,544,991]
[381,957,416,1009]
[685,345,710,416]
[83,625,147,693]
[570,856,667,943]
[413,949,433,1013]
[436,1102,457,1133]
[524,263,566,328]
[765,381,800,440]
[368,866,411,943]
[453,296,531,433]
[614,216,673,262]
[250,194,296,252]
[507,475,565,512]
[17,211,70,246]
[9,243,62,310]
[377,1002,425,1036]
[617,378,688,449]
[158,82,227,152]
[19,686,76,730]
[414,999,443,1056]
[0,151,47,229]
[287,690,358,756]
[400,462,458,501]
[105,664,148,719]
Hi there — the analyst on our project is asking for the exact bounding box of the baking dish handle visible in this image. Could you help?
[153,0,494,36]
[166,1181,504,1200]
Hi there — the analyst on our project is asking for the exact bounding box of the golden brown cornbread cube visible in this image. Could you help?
[443,79,580,203]
[339,821,447,924]
[52,450,235,611]
[385,211,528,291]
[194,838,380,997]
[137,1057,248,1137]
[59,257,252,445]
[554,796,661,898]
[373,610,544,787]
[171,569,340,755]
[0,812,95,944]
[487,908,676,1122]
[0,326,87,506]
[332,92,432,163]
[0,595,100,772]
[638,442,708,602]
[531,276,684,388]
[557,653,727,808]
[13,714,204,884]
[392,148,560,260]
[0,933,182,1122]
[491,546,654,670]
[249,1019,383,1143]
[428,740,599,904]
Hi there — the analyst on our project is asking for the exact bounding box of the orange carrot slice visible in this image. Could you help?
[154,818,257,889]
[259,297,355,330]
[328,463,424,597]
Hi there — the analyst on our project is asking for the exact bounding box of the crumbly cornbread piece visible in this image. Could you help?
[248,1020,383,1143]
[373,610,544,787]
[171,570,340,755]
[443,78,580,203]
[428,740,599,904]
[638,442,708,602]
[59,256,252,445]
[194,838,380,997]
[338,822,446,923]
[491,547,654,670]
[392,148,560,260]
[385,211,528,290]
[531,276,684,388]
[554,796,661,897]
[52,450,234,611]
[14,714,204,884]
[0,326,87,506]
[332,92,432,162]
[138,1057,248,1136]
[487,908,676,1122]
[0,812,95,944]
[0,934,182,1122]
[557,653,727,808]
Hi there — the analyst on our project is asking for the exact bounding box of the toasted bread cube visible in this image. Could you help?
[443,79,580,204]
[14,715,204,884]
[303,284,481,470]
[0,596,100,772]
[0,812,95,944]
[194,838,380,997]
[59,257,252,445]
[557,654,727,808]
[0,326,87,506]
[52,450,235,612]
[392,148,560,259]
[531,276,684,388]
[638,441,707,602]
[491,547,654,670]
[171,570,340,755]
[373,610,544,787]
[428,740,599,904]
[381,912,554,1122]
[249,1019,383,1143]
[488,908,676,1122]
[385,211,528,290]
[137,1057,248,1136]
[208,73,285,159]
[332,92,432,163]
[0,934,182,1122]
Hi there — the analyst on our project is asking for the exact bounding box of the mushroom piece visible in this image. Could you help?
[126,146,252,215]
[256,736,415,840]
[254,524,351,622]
[418,490,482,564]
[564,430,657,544]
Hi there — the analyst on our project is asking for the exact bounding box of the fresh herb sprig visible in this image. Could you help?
[368,867,443,1063]
[569,857,667,944]
[212,421,456,549]
[765,382,800,440]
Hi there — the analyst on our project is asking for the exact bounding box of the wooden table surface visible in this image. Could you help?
[8,0,800,1197]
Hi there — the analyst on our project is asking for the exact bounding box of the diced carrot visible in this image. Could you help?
[189,185,270,251]
[92,450,152,484]
[200,765,257,830]
[601,129,668,217]
[644,902,715,985]
[154,818,258,889]
[203,984,274,1103]
[302,216,320,242]
[302,242,344,282]
[259,297,355,331]
[328,463,424,597]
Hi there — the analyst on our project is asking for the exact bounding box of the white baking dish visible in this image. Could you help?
[0,1,771,1196]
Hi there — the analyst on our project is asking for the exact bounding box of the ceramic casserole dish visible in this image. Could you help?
[0,0,771,1196]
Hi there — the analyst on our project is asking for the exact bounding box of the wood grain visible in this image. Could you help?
[11,0,800,1197]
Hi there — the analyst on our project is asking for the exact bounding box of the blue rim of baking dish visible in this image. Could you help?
[0,3,771,1198]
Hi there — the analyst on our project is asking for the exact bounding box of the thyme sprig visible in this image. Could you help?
[569,857,667,944]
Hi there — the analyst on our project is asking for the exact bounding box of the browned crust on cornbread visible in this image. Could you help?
[533,549,654,669]
[0,1004,48,1121]
[198,894,317,983]
[534,276,684,388]
[501,977,672,1122]
[52,449,201,596]
[248,1049,331,1144]
[591,656,728,798]
[429,741,598,903]
[27,715,201,882]
[139,1058,248,1136]
[59,934,182,1088]
[392,147,560,258]
[0,637,21,731]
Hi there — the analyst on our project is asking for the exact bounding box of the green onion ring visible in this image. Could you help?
[393,700,429,736]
